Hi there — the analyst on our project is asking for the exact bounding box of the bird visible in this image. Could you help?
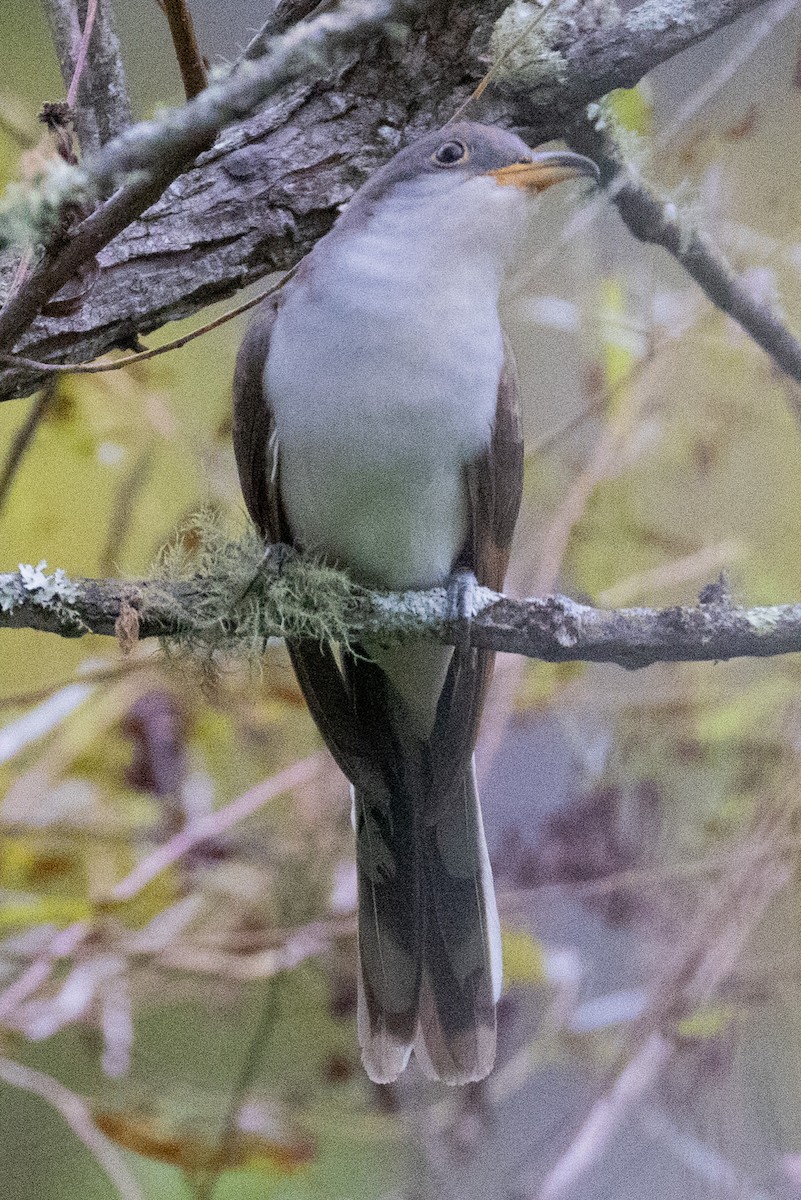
[232,121,597,1084]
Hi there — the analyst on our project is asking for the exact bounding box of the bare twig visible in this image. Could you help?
[639,1105,779,1200]
[569,119,801,389]
[0,1056,145,1200]
[67,0,100,110]
[657,0,800,151]
[0,266,297,376]
[99,448,154,575]
[0,921,87,1023]
[239,0,329,59]
[3,563,801,669]
[534,817,792,1200]
[538,1032,675,1200]
[0,380,57,517]
[110,754,325,901]
[162,0,209,99]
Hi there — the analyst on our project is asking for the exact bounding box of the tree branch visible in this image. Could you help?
[0,0,778,402]
[162,0,209,100]
[0,0,421,378]
[505,0,774,120]
[1,564,801,670]
[568,118,801,388]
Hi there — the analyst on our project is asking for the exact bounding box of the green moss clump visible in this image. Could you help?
[153,510,359,663]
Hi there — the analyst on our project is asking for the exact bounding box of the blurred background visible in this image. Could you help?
[3,2,801,1197]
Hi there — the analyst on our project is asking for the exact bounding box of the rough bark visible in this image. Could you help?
[0,0,772,402]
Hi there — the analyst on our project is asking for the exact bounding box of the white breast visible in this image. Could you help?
[266,173,525,591]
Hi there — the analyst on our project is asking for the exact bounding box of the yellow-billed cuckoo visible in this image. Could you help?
[233,122,597,1084]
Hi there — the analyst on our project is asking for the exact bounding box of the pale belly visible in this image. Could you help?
[278,440,468,592]
[268,290,502,591]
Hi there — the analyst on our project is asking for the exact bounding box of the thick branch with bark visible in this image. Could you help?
[1,566,800,671]
[0,0,779,401]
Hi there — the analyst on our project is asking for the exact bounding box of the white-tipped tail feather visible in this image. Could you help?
[355,758,502,1084]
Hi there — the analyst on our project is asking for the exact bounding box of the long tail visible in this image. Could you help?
[355,754,502,1085]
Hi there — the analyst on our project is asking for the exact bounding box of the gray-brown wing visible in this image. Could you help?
[232,301,285,544]
[431,335,524,787]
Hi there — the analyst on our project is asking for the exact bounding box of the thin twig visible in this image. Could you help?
[539,1032,675,1200]
[0,1056,145,1200]
[0,921,87,1023]
[110,754,325,901]
[67,0,100,109]
[99,448,154,575]
[534,816,792,1200]
[0,380,58,517]
[447,0,553,125]
[239,0,331,60]
[657,0,800,151]
[42,0,132,153]
[639,1105,779,1200]
[569,119,801,390]
[162,0,209,99]
[0,267,296,376]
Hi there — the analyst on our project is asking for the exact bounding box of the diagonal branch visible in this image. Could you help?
[0,0,421,370]
[568,118,801,388]
[0,1056,145,1200]
[2,564,801,670]
[0,0,778,402]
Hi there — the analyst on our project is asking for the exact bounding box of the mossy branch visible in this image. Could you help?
[2,539,801,670]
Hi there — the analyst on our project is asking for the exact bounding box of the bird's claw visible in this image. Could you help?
[446,568,479,653]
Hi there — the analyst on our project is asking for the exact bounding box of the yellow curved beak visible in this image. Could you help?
[488,150,599,193]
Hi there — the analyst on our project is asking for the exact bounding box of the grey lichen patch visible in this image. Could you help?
[586,94,648,168]
[625,0,694,35]
[153,510,361,662]
[0,159,93,252]
[490,0,620,92]
[490,1,567,91]
[746,607,785,636]
[0,561,86,635]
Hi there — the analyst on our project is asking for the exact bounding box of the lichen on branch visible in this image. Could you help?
[3,521,801,671]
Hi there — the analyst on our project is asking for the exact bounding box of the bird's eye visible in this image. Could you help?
[432,140,468,166]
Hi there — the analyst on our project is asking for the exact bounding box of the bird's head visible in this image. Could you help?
[333,121,598,272]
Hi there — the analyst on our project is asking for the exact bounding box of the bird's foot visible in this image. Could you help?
[446,568,480,653]
[237,542,297,604]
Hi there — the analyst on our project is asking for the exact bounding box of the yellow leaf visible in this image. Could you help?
[502,929,546,987]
